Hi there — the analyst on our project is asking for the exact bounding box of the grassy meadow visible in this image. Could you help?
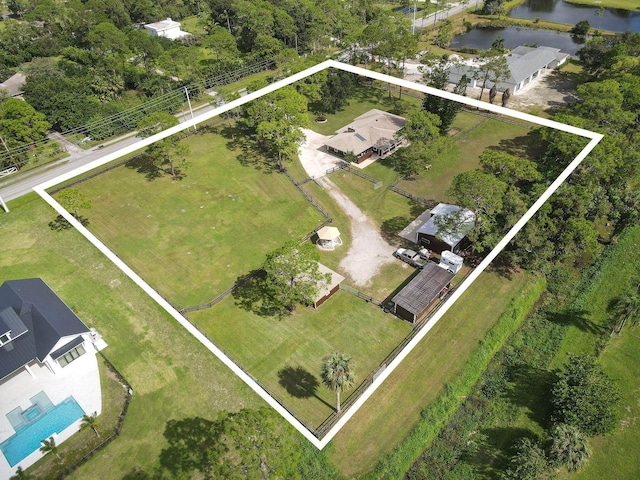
[189,291,412,427]
[330,269,537,477]
[68,128,322,308]
[1,195,260,479]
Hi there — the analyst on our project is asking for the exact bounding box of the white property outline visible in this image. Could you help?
[34,60,602,450]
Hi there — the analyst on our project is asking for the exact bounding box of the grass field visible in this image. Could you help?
[329,269,534,477]
[308,85,422,136]
[69,129,321,307]
[189,291,412,427]
[397,116,533,201]
[564,0,639,9]
[1,195,259,479]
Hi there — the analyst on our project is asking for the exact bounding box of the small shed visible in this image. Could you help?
[316,226,342,250]
[389,263,455,323]
[313,263,345,308]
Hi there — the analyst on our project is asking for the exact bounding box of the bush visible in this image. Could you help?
[551,354,620,436]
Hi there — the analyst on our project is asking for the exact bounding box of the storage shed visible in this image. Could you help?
[313,263,345,308]
[389,263,455,323]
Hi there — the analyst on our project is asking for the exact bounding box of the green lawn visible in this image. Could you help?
[1,196,259,479]
[397,117,533,202]
[329,269,535,477]
[189,291,412,428]
[69,129,321,307]
[564,0,639,9]
[308,85,421,136]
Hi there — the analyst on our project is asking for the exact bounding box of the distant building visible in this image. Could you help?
[325,109,406,163]
[448,46,570,95]
[144,18,191,40]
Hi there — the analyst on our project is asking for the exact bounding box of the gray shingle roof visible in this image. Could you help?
[391,263,454,317]
[0,279,89,380]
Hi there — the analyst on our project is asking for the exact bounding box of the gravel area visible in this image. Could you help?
[298,131,397,287]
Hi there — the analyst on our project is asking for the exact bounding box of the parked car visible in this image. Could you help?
[393,248,427,268]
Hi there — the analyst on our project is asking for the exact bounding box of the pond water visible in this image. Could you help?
[508,0,640,33]
[451,26,586,56]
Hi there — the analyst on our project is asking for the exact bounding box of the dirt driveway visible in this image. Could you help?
[298,131,397,287]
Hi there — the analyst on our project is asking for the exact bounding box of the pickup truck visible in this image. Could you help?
[393,248,428,268]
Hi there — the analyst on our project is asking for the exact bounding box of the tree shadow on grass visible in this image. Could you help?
[381,216,411,244]
[218,124,278,173]
[545,308,605,335]
[125,154,163,181]
[479,426,538,471]
[159,417,219,477]
[232,270,290,318]
[504,362,557,428]
[48,214,89,231]
[278,366,335,410]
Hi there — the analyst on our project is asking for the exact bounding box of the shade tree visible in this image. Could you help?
[547,423,591,472]
[262,241,330,313]
[551,354,620,436]
[136,112,190,179]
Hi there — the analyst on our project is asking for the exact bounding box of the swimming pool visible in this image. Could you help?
[0,396,85,467]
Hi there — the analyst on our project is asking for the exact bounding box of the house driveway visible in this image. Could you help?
[299,129,398,287]
[298,129,342,179]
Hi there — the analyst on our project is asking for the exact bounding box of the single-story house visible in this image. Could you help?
[412,203,475,254]
[325,109,406,163]
[388,262,455,323]
[144,18,191,40]
[313,264,345,308]
[316,226,342,251]
[0,279,105,475]
[448,46,570,95]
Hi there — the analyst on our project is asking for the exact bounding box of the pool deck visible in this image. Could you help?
[0,350,102,477]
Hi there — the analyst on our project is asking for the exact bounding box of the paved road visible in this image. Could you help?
[0,97,223,203]
[0,1,471,205]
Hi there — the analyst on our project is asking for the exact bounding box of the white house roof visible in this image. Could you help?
[144,17,182,32]
[448,45,569,87]
[417,203,475,248]
[505,46,569,85]
[325,109,406,156]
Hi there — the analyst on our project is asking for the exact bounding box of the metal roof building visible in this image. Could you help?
[389,263,455,323]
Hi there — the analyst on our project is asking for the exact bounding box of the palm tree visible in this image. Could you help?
[610,290,640,333]
[39,436,60,460]
[321,352,355,414]
[80,412,100,438]
[548,424,591,472]
[10,466,32,480]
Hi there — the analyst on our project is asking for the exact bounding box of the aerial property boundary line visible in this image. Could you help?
[33,60,603,450]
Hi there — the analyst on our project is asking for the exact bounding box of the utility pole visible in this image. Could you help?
[412,0,417,34]
[184,87,196,133]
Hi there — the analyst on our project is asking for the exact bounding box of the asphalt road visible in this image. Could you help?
[0,99,223,203]
[0,2,471,205]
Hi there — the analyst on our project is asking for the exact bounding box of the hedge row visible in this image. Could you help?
[366,275,547,479]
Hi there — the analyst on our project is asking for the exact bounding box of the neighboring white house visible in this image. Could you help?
[448,46,570,95]
[144,18,191,40]
[0,279,106,477]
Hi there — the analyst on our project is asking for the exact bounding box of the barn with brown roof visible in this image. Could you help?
[389,263,455,324]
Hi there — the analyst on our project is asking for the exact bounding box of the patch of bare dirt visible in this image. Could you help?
[317,177,397,287]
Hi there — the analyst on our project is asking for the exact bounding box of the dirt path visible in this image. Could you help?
[317,176,396,287]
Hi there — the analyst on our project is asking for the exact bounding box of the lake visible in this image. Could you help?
[508,0,640,33]
[451,26,586,56]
